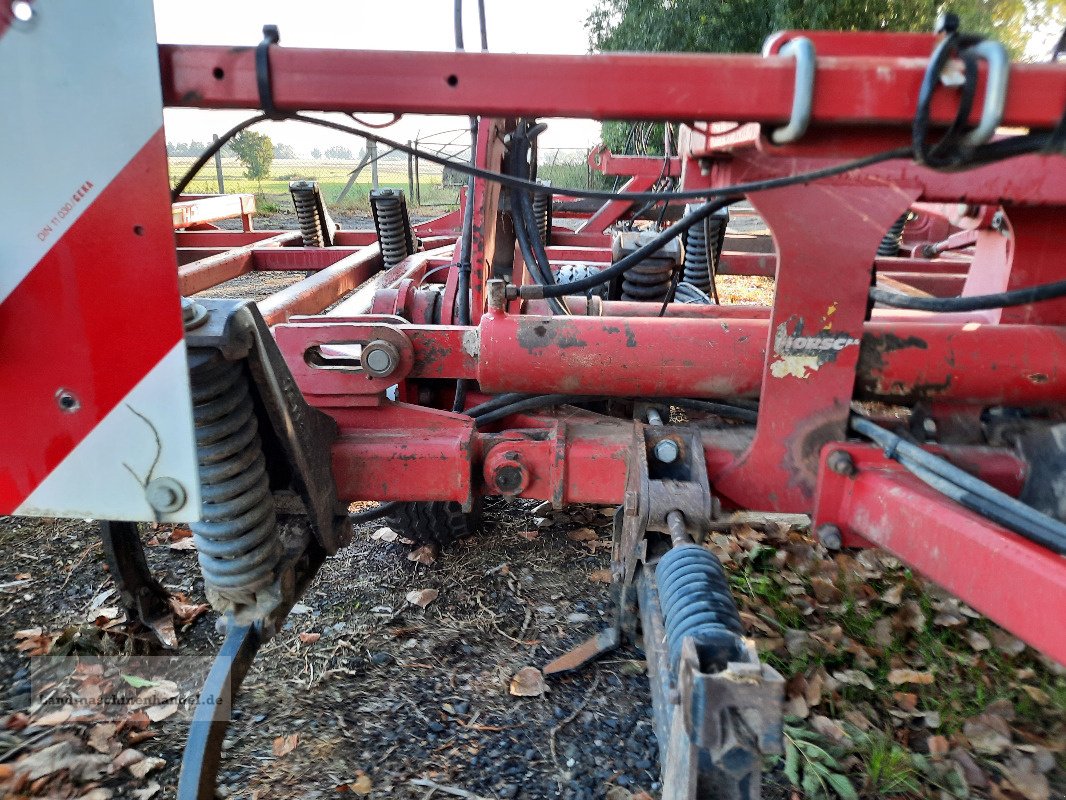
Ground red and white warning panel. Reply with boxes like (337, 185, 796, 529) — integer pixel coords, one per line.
(0, 1, 200, 522)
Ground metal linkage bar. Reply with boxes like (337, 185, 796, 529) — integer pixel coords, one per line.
(813, 444, 1066, 666)
(158, 44, 1066, 129)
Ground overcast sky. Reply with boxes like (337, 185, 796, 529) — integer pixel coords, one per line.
(154, 0, 603, 154)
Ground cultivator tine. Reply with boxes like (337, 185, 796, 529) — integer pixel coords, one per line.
(99, 521, 177, 648)
(178, 622, 261, 800)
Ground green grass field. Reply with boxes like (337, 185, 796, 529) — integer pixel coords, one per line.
(170, 155, 593, 214)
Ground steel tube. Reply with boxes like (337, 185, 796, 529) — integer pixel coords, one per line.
(178, 231, 301, 294)
(473, 313, 1066, 404)
(257, 246, 383, 326)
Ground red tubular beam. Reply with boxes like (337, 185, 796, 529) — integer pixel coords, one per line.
(175, 231, 281, 247)
(467, 314, 1066, 404)
(832, 468, 1066, 666)
(178, 231, 301, 294)
(159, 45, 1066, 128)
(257, 246, 382, 326)
(252, 247, 365, 270)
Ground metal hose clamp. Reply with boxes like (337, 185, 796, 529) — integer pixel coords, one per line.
(961, 40, 1009, 147)
(769, 37, 816, 145)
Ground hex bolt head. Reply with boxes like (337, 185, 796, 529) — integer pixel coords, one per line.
(816, 523, 843, 551)
(361, 340, 400, 378)
(653, 439, 680, 464)
(826, 450, 856, 477)
(146, 477, 188, 514)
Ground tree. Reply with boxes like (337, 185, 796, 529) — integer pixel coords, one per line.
(587, 0, 1064, 153)
(230, 130, 274, 190)
(274, 143, 297, 159)
(324, 145, 353, 160)
(311, 147, 322, 159)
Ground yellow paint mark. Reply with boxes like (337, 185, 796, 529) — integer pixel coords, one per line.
(770, 355, 820, 379)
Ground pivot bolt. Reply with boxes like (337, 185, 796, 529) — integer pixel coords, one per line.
(146, 477, 187, 514)
(362, 340, 400, 378)
(826, 450, 856, 477)
(816, 523, 842, 551)
(653, 439, 680, 464)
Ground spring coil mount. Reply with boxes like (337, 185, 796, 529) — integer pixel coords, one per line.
(188, 349, 282, 616)
(682, 206, 728, 294)
(532, 189, 551, 246)
(621, 259, 674, 302)
(371, 190, 413, 268)
(877, 212, 909, 257)
(657, 543, 744, 672)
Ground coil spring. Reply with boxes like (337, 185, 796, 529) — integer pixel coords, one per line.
(189, 350, 281, 611)
(877, 212, 909, 257)
(291, 184, 327, 248)
(621, 259, 674, 302)
(532, 190, 551, 246)
(657, 543, 744, 672)
(373, 192, 412, 268)
(682, 208, 727, 293)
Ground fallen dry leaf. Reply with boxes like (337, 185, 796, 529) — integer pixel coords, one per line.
(880, 583, 904, 605)
(298, 632, 321, 646)
(168, 537, 196, 551)
(887, 668, 935, 686)
(1020, 685, 1051, 704)
(896, 599, 926, 632)
(588, 569, 613, 583)
(967, 630, 991, 651)
(1002, 762, 1051, 800)
(14, 741, 108, 782)
(169, 594, 210, 626)
(13, 627, 54, 656)
(145, 703, 177, 723)
(927, 735, 950, 758)
(405, 588, 439, 609)
(109, 748, 145, 774)
(129, 756, 165, 779)
(408, 545, 437, 566)
(170, 525, 192, 542)
(132, 782, 161, 800)
(832, 669, 874, 690)
(35, 706, 73, 727)
(87, 723, 118, 755)
(371, 527, 398, 542)
(963, 714, 1012, 755)
(810, 714, 848, 742)
(509, 666, 548, 697)
(350, 771, 373, 795)
(810, 577, 842, 604)
(516, 530, 540, 541)
(273, 734, 299, 758)
(566, 528, 598, 542)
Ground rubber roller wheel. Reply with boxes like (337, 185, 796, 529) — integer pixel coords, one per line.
(386, 500, 483, 549)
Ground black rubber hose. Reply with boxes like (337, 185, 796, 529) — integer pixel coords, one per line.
(522, 197, 739, 299)
(869, 279, 1066, 312)
(348, 501, 400, 524)
(472, 395, 602, 427)
(851, 416, 1066, 555)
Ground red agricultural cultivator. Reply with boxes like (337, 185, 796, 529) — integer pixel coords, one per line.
(5, 3, 1066, 798)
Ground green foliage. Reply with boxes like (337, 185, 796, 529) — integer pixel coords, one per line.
(311, 147, 322, 159)
(780, 722, 972, 799)
(274, 142, 297, 159)
(324, 145, 353, 159)
(230, 130, 274, 185)
(782, 722, 857, 800)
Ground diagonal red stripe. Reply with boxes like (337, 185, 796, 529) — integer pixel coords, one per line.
(0, 130, 185, 512)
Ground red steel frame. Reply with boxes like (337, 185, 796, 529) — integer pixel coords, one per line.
(164, 33, 1066, 665)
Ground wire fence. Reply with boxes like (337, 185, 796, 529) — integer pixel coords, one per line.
(169, 130, 595, 214)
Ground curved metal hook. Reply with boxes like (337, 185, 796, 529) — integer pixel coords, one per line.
(769, 37, 816, 145)
(961, 40, 1009, 147)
